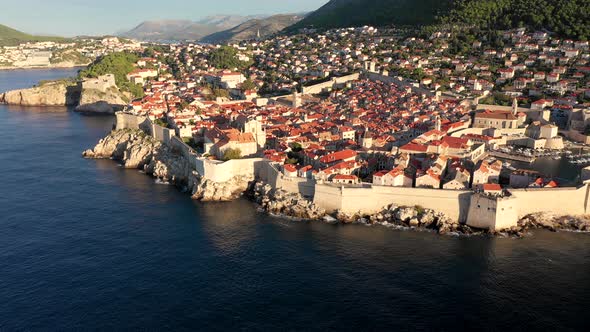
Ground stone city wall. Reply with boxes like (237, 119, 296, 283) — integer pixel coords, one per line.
(363, 72, 434, 96)
(510, 185, 590, 217)
(115, 112, 150, 132)
(116, 113, 590, 230)
(302, 73, 360, 94)
(151, 124, 175, 144)
(313, 184, 471, 221)
(195, 157, 265, 183)
(466, 194, 519, 230)
(257, 161, 316, 198)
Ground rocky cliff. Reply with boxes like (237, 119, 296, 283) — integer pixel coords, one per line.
(83, 129, 252, 201)
(248, 181, 326, 219)
(1, 80, 129, 113)
(0, 82, 80, 106)
(76, 87, 130, 114)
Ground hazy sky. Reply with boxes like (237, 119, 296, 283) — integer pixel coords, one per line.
(0, 0, 329, 36)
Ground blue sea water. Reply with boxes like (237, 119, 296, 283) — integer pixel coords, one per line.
(1, 69, 589, 331)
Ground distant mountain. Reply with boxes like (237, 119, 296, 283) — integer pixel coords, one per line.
(0, 24, 67, 46)
(201, 14, 304, 44)
(288, 0, 454, 31)
(121, 15, 267, 41)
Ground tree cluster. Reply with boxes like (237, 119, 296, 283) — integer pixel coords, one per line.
(208, 46, 249, 70)
(79, 52, 144, 98)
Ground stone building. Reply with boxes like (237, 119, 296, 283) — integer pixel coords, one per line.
(81, 74, 116, 93)
(473, 110, 519, 129)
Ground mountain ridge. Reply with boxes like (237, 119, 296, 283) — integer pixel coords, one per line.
(120, 15, 268, 41)
(288, 0, 454, 32)
(288, 0, 589, 40)
(201, 14, 304, 44)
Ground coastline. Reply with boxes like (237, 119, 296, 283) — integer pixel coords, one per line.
(0, 64, 88, 71)
(1, 72, 128, 113)
(84, 128, 590, 238)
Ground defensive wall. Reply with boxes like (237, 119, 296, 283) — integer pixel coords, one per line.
(362, 71, 434, 96)
(313, 184, 471, 221)
(116, 112, 261, 183)
(302, 73, 360, 94)
(115, 112, 151, 133)
(115, 112, 590, 230)
(510, 185, 590, 217)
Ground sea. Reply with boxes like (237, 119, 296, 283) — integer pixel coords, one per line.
(0, 68, 589, 331)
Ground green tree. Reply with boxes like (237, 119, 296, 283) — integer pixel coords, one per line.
(79, 52, 144, 98)
(212, 88, 229, 99)
(290, 142, 303, 152)
(241, 79, 256, 91)
(208, 46, 246, 70)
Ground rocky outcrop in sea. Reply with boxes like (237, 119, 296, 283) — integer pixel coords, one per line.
(1, 80, 129, 113)
(0, 82, 80, 106)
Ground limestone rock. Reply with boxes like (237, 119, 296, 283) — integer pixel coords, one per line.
(395, 207, 417, 222)
(248, 181, 326, 220)
(75, 101, 122, 115)
(76, 87, 130, 114)
(191, 175, 251, 201)
(0, 82, 80, 106)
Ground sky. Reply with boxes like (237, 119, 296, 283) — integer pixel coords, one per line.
(0, 0, 329, 37)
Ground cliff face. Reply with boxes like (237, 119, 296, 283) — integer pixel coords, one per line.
(83, 129, 251, 201)
(1, 80, 130, 113)
(0, 82, 80, 106)
(76, 87, 130, 114)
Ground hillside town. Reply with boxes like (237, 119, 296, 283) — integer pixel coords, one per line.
(109, 24, 590, 199)
(0, 37, 142, 69)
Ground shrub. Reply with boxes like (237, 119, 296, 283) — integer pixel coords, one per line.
(222, 148, 242, 161)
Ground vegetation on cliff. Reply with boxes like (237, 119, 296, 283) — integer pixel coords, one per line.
(79, 52, 144, 98)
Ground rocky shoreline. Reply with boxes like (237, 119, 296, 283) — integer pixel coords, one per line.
(84, 129, 590, 238)
(0, 64, 88, 71)
(83, 129, 252, 201)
